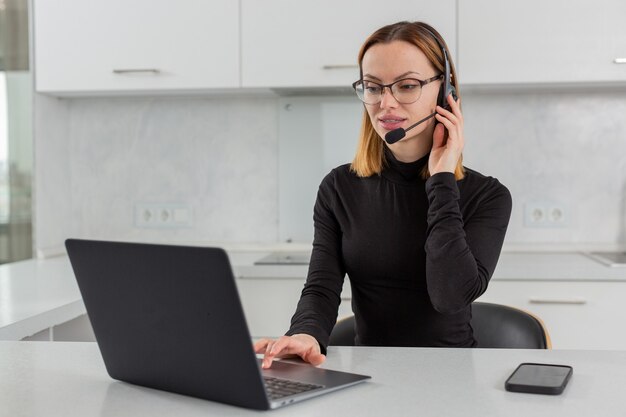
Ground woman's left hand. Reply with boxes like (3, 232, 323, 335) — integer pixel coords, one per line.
(429, 94, 464, 175)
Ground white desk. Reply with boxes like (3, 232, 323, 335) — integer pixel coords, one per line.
(1, 342, 624, 416)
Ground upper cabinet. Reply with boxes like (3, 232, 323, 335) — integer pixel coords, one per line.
(240, 0, 456, 88)
(34, 0, 240, 95)
(35, 1, 626, 95)
(458, 0, 626, 85)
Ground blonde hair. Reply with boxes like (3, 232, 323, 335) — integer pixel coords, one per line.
(350, 21, 465, 180)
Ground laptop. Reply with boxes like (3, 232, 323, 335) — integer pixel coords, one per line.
(65, 239, 370, 410)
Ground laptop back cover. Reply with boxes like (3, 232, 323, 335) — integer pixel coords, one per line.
(65, 239, 270, 410)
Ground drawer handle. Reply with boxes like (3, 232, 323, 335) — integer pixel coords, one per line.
(322, 64, 359, 70)
(614, 58, 626, 64)
(112, 68, 161, 74)
(529, 297, 587, 305)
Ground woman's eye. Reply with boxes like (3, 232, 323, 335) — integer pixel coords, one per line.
(398, 83, 418, 91)
(365, 86, 381, 94)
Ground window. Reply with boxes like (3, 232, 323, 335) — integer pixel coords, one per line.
(0, 0, 32, 264)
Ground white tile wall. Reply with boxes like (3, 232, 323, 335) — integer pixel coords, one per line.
(461, 89, 626, 244)
(35, 95, 279, 251)
(33, 89, 626, 251)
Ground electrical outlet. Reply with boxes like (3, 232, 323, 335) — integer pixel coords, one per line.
(524, 201, 567, 228)
(135, 203, 192, 228)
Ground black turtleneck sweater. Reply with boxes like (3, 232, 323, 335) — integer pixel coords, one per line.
(286, 147, 512, 353)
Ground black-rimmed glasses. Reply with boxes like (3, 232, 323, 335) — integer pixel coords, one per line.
(352, 74, 442, 105)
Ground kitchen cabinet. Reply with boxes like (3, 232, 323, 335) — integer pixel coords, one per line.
(235, 276, 352, 339)
(458, 0, 626, 85)
(241, 0, 456, 88)
(34, 0, 239, 95)
(477, 280, 626, 350)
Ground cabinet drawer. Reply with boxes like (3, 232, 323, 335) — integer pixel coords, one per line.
(478, 281, 626, 350)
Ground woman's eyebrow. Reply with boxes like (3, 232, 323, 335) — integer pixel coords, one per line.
(394, 71, 422, 80)
(362, 71, 422, 81)
(362, 74, 381, 81)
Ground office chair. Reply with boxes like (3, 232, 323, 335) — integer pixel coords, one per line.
(329, 302, 551, 349)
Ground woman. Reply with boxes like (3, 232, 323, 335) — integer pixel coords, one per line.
(255, 21, 512, 368)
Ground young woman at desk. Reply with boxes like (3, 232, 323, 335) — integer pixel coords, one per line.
(255, 21, 512, 368)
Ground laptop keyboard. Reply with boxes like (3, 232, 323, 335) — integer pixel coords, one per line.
(263, 376, 324, 400)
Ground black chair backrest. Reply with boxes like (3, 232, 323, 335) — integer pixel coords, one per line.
(470, 302, 548, 349)
(329, 302, 549, 349)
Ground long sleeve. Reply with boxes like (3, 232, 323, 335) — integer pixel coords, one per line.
(284, 157, 511, 349)
(424, 172, 512, 314)
(285, 172, 345, 353)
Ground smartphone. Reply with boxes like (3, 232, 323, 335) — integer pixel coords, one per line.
(505, 363, 573, 395)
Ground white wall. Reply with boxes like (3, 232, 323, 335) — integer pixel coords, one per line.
(462, 89, 626, 244)
(33, 88, 626, 252)
(34, 94, 279, 252)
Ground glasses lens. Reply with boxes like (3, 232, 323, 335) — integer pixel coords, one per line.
(391, 79, 422, 104)
(354, 80, 382, 104)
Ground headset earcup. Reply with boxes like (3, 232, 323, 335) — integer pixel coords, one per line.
(437, 84, 445, 108)
(449, 84, 458, 101)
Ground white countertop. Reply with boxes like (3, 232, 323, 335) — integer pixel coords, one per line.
(1, 342, 624, 416)
(233, 250, 626, 281)
(1, 249, 625, 341)
(0, 257, 84, 340)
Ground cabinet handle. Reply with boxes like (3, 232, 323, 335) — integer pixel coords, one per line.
(112, 68, 161, 74)
(529, 297, 587, 305)
(614, 58, 626, 64)
(322, 65, 359, 70)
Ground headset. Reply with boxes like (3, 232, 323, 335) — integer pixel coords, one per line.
(421, 24, 458, 111)
(383, 23, 459, 144)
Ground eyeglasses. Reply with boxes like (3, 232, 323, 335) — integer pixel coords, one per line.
(352, 74, 442, 105)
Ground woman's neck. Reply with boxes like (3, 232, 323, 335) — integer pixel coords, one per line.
(386, 128, 433, 162)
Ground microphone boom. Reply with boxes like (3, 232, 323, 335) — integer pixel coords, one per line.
(384, 112, 436, 144)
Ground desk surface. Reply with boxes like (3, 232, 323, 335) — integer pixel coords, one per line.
(1, 342, 624, 417)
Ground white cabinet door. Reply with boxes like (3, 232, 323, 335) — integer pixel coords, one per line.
(34, 0, 240, 94)
(241, 0, 456, 88)
(236, 278, 304, 339)
(236, 275, 352, 339)
(478, 280, 626, 350)
(459, 0, 626, 85)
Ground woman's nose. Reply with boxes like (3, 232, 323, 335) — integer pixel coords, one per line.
(379, 87, 399, 109)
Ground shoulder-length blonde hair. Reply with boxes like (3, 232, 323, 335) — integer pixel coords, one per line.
(350, 21, 465, 180)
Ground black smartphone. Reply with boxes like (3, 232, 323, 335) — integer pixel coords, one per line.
(505, 363, 573, 395)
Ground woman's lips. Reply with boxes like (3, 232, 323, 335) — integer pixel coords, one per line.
(378, 117, 406, 131)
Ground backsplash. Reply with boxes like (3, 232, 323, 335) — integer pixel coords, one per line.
(462, 89, 626, 245)
(34, 89, 626, 252)
(34, 94, 279, 251)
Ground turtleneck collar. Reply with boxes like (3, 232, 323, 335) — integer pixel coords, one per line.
(382, 145, 430, 184)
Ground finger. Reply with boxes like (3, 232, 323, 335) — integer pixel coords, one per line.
(435, 105, 459, 125)
(434, 113, 456, 134)
(269, 336, 294, 357)
(253, 338, 270, 354)
(261, 336, 293, 369)
(302, 348, 326, 366)
(261, 340, 277, 368)
(434, 114, 461, 148)
(432, 122, 446, 148)
(305, 353, 326, 366)
(447, 94, 463, 121)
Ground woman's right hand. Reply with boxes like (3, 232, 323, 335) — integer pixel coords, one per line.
(253, 334, 326, 369)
